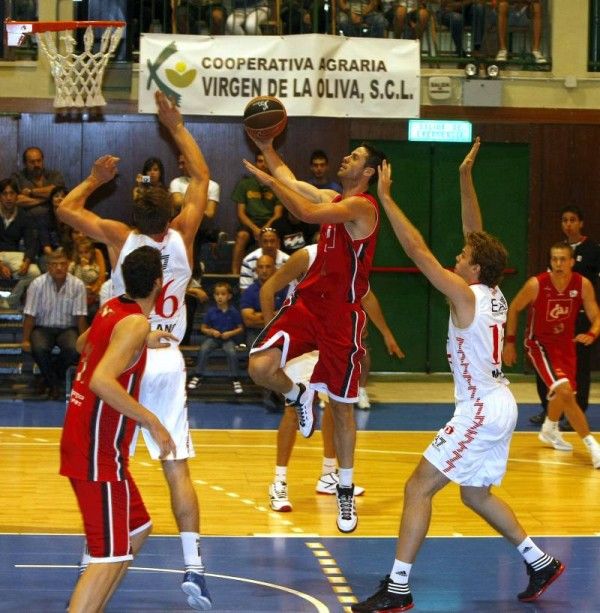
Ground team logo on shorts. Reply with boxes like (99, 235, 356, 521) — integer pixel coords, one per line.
(433, 434, 447, 448)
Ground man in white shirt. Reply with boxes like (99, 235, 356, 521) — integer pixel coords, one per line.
(239, 227, 289, 290)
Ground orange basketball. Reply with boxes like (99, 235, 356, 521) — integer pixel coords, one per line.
(243, 96, 287, 140)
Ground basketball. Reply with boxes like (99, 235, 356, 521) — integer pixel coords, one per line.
(243, 96, 287, 141)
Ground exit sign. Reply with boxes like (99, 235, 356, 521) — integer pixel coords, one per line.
(408, 120, 472, 143)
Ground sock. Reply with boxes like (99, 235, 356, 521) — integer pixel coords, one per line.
(338, 467, 353, 487)
(542, 417, 558, 431)
(284, 383, 301, 403)
(79, 544, 91, 576)
(583, 434, 599, 449)
(322, 457, 337, 476)
(275, 465, 287, 482)
(390, 559, 412, 585)
(181, 532, 205, 574)
(517, 537, 547, 565)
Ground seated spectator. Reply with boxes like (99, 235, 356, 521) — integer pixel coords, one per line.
(187, 282, 245, 394)
(69, 236, 107, 323)
(337, 0, 387, 38)
(272, 210, 319, 256)
(280, 0, 311, 34)
(37, 186, 72, 270)
(240, 254, 287, 348)
(231, 152, 283, 274)
(226, 0, 270, 34)
(22, 248, 87, 400)
(495, 0, 547, 63)
(307, 150, 342, 192)
(240, 227, 289, 290)
(175, 0, 227, 35)
(437, 0, 487, 57)
(0, 178, 41, 310)
(133, 156, 168, 202)
(383, 1, 429, 41)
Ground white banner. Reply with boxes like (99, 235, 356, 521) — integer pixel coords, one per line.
(139, 33, 420, 118)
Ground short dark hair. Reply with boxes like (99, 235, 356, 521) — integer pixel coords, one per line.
(0, 178, 18, 194)
(359, 142, 386, 186)
(550, 242, 574, 257)
(22, 146, 43, 164)
(310, 149, 328, 164)
(560, 205, 583, 221)
(466, 231, 508, 287)
(133, 187, 173, 235)
(214, 281, 233, 295)
(121, 246, 162, 299)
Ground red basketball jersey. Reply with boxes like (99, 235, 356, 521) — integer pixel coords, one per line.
(60, 296, 147, 482)
(295, 193, 379, 305)
(527, 271, 584, 344)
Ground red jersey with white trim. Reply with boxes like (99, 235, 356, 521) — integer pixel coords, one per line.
(60, 296, 147, 482)
(527, 271, 583, 345)
(295, 193, 379, 304)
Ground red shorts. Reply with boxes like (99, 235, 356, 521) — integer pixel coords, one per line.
(251, 295, 366, 402)
(70, 474, 151, 562)
(525, 337, 576, 394)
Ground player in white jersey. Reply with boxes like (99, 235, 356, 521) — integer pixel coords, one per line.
(57, 92, 212, 611)
(353, 139, 563, 613)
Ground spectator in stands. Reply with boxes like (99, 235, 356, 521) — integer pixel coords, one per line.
(12, 147, 65, 220)
(383, 1, 429, 41)
(226, 0, 270, 34)
(22, 248, 87, 400)
(240, 254, 287, 348)
(437, 0, 487, 57)
(307, 150, 342, 192)
(272, 210, 319, 256)
(182, 275, 210, 346)
(132, 156, 168, 202)
(69, 236, 107, 323)
(280, 0, 312, 34)
(0, 178, 41, 310)
(494, 0, 547, 64)
(187, 281, 244, 394)
(240, 227, 289, 290)
(175, 0, 227, 35)
(337, 0, 387, 38)
(231, 152, 283, 274)
(37, 186, 71, 270)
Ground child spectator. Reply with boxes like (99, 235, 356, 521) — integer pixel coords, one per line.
(187, 282, 245, 394)
(68, 236, 107, 322)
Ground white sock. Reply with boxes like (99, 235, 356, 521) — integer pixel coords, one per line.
(275, 465, 287, 482)
(181, 532, 205, 573)
(390, 559, 412, 585)
(542, 417, 558, 431)
(79, 544, 91, 575)
(322, 457, 337, 476)
(338, 467, 353, 487)
(583, 434, 599, 449)
(284, 383, 301, 402)
(517, 537, 546, 565)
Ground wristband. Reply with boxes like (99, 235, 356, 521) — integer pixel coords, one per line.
(587, 330, 598, 340)
(505, 335, 516, 343)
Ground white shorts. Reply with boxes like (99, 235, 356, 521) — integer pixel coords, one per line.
(423, 385, 517, 487)
(132, 345, 194, 461)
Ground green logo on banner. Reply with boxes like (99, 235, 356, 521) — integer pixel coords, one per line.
(146, 42, 196, 105)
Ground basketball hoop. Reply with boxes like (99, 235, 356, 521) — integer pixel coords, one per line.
(5, 19, 126, 109)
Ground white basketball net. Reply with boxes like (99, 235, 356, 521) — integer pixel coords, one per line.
(36, 25, 125, 108)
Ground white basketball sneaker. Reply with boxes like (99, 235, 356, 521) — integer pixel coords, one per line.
(316, 471, 365, 496)
(538, 426, 573, 451)
(357, 387, 371, 410)
(336, 484, 358, 533)
(269, 481, 292, 512)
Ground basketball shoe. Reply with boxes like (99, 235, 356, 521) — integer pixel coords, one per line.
(351, 575, 413, 612)
(316, 471, 365, 496)
(269, 480, 292, 512)
(336, 484, 357, 533)
(357, 387, 371, 410)
(538, 425, 573, 451)
(181, 570, 212, 610)
(517, 557, 564, 602)
(289, 383, 316, 437)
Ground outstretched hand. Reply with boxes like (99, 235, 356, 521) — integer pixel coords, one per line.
(460, 136, 481, 174)
(246, 131, 274, 151)
(91, 154, 119, 184)
(243, 159, 275, 188)
(377, 159, 392, 200)
(155, 90, 183, 132)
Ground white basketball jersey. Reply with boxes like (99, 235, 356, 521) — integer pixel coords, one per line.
(111, 229, 191, 343)
(286, 244, 319, 299)
(447, 284, 509, 403)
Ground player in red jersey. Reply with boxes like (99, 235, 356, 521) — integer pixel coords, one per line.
(243, 136, 385, 533)
(503, 242, 600, 467)
(60, 246, 176, 613)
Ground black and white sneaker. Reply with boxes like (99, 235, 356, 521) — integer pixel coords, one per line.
(187, 376, 202, 390)
(351, 575, 413, 612)
(517, 556, 564, 602)
(336, 484, 357, 533)
(288, 383, 316, 438)
(232, 380, 243, 395)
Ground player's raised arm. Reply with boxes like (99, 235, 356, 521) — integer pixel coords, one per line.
(460, 136, 483, 236)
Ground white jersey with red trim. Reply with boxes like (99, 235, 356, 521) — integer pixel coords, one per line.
(111, 229, 191, 343)
(447, 284, 509, 403)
